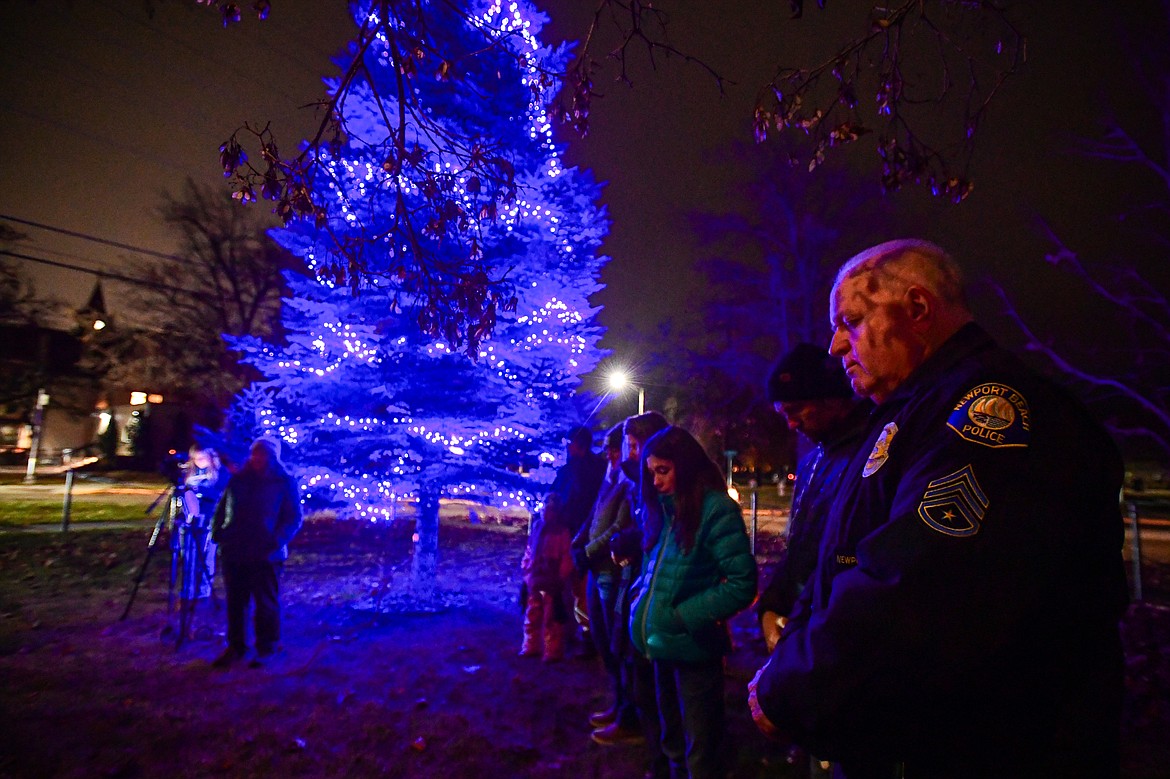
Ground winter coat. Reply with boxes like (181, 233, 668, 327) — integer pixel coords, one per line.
(608, 459, 648, 562)
(608, 466, 645, 659)
(757, 403, 870, 622)
(182, 467, 229, 526)
(522, 516, 574, 594)
(549, 451, 607, 537)
(630, 489, 757, 664)
(211, 465, 302, 563)
(575, 465, 633, 578)
(753, 323, 1128, 777)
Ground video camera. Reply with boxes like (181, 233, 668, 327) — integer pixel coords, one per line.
(159, 449, 189, 486)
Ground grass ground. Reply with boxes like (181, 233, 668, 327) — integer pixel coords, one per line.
(0, 470, 534, 529)
(0, 516, 1167, 778)
(0, 469, 791, 530)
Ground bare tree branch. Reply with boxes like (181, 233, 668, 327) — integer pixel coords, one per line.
(751, 1, 1024, 201)
(85, 180, 298, 408)
(208, 1, 555, 352)
(195, 0, 1025, 347)
(994, 280, 1170, 461)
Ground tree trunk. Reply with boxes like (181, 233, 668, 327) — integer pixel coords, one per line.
(411, 489, 440, 602)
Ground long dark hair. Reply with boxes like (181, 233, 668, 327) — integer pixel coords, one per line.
(641, 426, 726, 554)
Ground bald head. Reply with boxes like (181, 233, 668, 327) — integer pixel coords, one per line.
(834, 239, 970, 312)
(829, 240, 974, 402)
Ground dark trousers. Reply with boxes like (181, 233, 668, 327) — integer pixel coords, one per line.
(222, 558, 281, 655)
(634, 652, 668, 778)
(589, 571, 639, 727)
(654, 657, 726, 779)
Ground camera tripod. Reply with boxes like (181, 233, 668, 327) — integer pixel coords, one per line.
(120, 482, 220, 648)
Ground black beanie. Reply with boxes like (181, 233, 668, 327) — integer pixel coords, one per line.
(766, 343, 854, 403)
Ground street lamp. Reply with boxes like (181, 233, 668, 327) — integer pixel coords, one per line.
(607, 369, 645, 415)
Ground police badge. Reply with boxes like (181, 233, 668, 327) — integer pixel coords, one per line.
(862, 422, 898, 477)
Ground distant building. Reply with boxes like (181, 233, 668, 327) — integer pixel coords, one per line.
(0, 323, 94, 466)
(0, 279, 187, 473)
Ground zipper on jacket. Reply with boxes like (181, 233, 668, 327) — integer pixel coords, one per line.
(639, 523, 672, 651)
(788, 446, 823, 524)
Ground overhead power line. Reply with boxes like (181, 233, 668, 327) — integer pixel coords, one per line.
(0, 214, 186, 264)
(1, 249, 210, 301)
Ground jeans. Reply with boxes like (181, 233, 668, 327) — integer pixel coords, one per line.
(177, 523, 215, 601)
(654, 657, 726, 779)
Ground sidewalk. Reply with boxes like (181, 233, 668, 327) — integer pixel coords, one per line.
(1, 519, 158, 534)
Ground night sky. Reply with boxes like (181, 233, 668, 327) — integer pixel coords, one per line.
(2, 1, 1166, 369)
(0, 0, 354, 310)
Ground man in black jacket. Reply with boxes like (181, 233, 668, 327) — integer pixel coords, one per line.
(749, 239, 1128, 778)
(551, 426, 606, 652)
(602, 411, 670, 775)
(210, 437, 303, 669)
(553, 425, 607, 540)
(758, 343, 869, 653)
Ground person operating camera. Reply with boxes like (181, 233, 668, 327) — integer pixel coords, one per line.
(177, 447, 229, 603)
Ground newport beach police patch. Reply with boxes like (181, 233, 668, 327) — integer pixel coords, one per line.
(862, 422, 898, 477)
(918, 464, 989, 537)
(947, 383, 1030, 449)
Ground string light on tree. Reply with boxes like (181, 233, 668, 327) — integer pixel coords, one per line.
(216, 0, 609, 600)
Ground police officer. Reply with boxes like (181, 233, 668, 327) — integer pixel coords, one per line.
(748, 240, 1128, 778)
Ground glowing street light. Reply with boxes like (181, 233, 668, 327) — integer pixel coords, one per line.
(607, 369, 645, 415)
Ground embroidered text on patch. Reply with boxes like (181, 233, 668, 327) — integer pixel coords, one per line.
(918, 464, 989, 537)
(862, 422, 898, 477)
(947, 383, 1030, 449)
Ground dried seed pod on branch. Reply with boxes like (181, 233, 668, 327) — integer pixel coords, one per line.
(213, 0, 573, 354)
(752, 2, 1024, 201)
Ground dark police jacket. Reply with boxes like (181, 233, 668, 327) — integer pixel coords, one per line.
(753, 323, 1128, 778)
(757, 403, 871, 623)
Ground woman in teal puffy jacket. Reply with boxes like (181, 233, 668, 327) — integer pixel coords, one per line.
(629, 426, 758, 779)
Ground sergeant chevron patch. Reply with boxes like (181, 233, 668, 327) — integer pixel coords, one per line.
(917, 464, 989, 537)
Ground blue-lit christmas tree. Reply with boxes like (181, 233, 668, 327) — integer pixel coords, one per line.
(224, 0, 608, 600)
